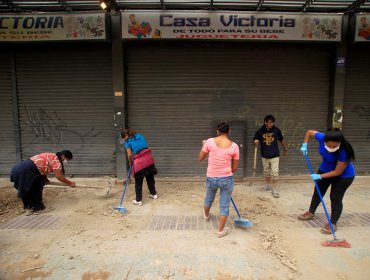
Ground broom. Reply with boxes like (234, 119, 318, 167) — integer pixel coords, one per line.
(303, 152, 351, 248)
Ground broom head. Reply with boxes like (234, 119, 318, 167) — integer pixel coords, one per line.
(321, 239, 351, 248)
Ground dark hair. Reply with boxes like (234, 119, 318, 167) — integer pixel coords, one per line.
(121, 128, 137, 139)
(264, 115, 275, 123)
(56, 150, 73, 174)
(324, 128, 355, 162)
(217, 122, 230, 134)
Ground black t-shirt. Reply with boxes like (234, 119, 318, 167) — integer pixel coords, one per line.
(253, 125, 284, 159)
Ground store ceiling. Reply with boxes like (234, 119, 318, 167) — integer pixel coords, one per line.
(0, 0, 369, 13)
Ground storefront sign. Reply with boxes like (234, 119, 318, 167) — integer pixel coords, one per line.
(122, 11, 342, 41)
(336, 57, 346, 67)
(0, 13, 106, 41)
(355, 14, 370, 42)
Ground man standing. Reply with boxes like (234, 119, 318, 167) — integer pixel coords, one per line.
(253, 115, 287, 198)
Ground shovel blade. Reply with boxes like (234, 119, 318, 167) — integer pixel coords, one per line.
(235, 217, 253, 228)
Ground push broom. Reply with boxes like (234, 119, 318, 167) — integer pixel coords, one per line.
(114, 161, 134, 214)
(231, 197, 253, 229)
(303, 152, 351, 248)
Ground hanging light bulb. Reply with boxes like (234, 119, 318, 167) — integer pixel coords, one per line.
(100, 1, 108, 10)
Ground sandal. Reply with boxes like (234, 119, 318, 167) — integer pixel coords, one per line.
(321, 223, 337, 235)
(204, 214, 210, 222)
(298, 211, 315, 220)
(218, 227, 231, 238)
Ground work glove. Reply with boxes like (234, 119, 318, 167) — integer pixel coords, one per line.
(300, 143, 308, 155)
(310, 174, 322, 181)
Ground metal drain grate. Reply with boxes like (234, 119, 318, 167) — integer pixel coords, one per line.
(0, 214, 60, 229)
(144, 215, 235, 231)
(292, 213, 370, 228)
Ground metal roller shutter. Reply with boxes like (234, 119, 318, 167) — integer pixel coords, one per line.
(0, 52, 17, 175)
(126, 43, 331, 177)
(16, 45, 115, 175)
(343, 46, 370, 175)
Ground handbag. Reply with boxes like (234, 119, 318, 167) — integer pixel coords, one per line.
(133, 148, 155, 174)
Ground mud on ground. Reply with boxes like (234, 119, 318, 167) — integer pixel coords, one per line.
(0, 177, 370, 280)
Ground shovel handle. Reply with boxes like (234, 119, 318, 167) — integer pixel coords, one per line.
(253, 145, 257, 170)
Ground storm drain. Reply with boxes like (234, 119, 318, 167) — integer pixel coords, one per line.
(143, 215, 235, 231)
(0, 214, 60, 230)
(292, 213, 370, 228)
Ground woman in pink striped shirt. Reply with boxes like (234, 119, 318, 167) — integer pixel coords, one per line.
(199, 122, 239, 238)
(10, 150, 75, 216)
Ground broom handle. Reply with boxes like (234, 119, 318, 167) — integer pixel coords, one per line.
(304, 153, 337, 239)
(253, 145, 257, 170)
(230, 197, 241, 219)
(119, 161, 134, 206)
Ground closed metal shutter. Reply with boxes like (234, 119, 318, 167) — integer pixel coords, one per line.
(343, 46, 370, 175)
(126, 43, 331, 177)
(0, 52, 17, 175)
(15, 45, 115, 175)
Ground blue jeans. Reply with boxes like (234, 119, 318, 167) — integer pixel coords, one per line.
(204, 176, 234, 216)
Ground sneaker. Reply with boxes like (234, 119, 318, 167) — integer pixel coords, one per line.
(132, 200, 142, 206)
(272, 189, 280, 198)
(298, 211, 315, 220)
(218, 227, 231, 238)
(149, 194, 158, 199)
(25, 209, 34, 216)
(34, 207, 55, 215)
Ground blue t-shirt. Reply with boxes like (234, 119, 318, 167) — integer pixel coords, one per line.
(123, 134, 148, 154)
(315, 132, 355, 178)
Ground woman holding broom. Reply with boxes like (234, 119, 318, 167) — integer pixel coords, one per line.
(299, 128, 355, 234)
(199, 122, 239, 238)
(121, 128, 158, 206)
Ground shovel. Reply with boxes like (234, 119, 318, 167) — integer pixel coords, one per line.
(231, 196, 253, 228)
(114, 161, 134, 214)
(249, 144, 258, 186)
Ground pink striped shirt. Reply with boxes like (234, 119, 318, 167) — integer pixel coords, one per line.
(30, 153, 62, 175)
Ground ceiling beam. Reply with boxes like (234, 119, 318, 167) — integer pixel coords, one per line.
(3, 0, 15, 11)
(256, 0, 264, 11)
(302, 0, 315, 12)
(346, 0, 367, 12)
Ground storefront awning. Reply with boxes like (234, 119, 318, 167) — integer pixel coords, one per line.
(0, 0, 369, 13)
